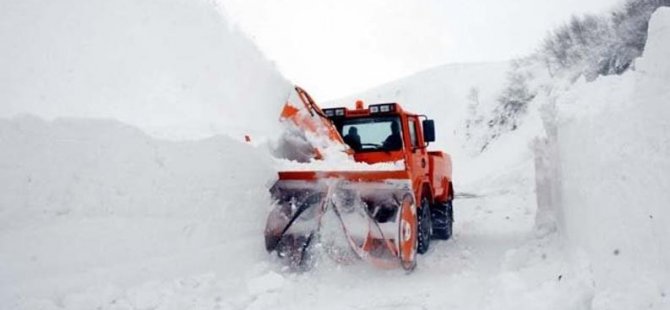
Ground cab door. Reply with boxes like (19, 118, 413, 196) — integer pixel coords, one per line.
(406, 116, 428, 194)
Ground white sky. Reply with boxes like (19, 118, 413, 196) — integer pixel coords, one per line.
(221, 0, 621, 100)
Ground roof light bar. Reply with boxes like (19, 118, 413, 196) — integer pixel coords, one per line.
(369, 104, 396, 114)
(323, 108, 346, 117)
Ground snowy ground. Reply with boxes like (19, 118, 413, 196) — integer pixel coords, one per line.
(1, 0, 669, 309)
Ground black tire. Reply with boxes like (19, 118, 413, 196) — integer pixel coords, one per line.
(431, 200, 453, 240)
(417, 196, 432, 254)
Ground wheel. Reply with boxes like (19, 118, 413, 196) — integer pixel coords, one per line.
(398, 194, 417, 271)
(417, 195, 432, 254)
(431, 200, 453, 240)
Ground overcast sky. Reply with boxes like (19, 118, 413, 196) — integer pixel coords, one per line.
(220, 0, 621, 100)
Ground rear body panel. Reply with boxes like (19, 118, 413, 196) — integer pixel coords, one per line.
(428, 151, 452, 202)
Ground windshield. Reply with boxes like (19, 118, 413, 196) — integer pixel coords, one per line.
(337, 116, 403, 152)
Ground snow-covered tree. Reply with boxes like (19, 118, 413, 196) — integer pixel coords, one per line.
(542, 0, 670, 80)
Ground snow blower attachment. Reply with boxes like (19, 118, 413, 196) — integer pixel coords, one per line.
(265, 86, 454, 271)
(265, 173, 419, 270)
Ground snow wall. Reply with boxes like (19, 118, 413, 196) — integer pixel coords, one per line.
(0, 0, 292, 306)
(541, 8, 670, 309)
(0, 116, 277, 308)
(0, 0, 291, 140)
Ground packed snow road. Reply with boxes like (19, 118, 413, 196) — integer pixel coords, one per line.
(257, 185, 541, 310)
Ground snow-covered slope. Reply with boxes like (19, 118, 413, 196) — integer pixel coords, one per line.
(0, 0, 290, 307)
(0, 0, 290, 140)
(329, 7, 670, 310)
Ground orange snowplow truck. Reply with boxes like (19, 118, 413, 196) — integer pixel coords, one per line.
(264, 86, 454, 271)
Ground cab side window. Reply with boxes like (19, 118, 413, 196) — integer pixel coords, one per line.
(408, 119, 418, 148)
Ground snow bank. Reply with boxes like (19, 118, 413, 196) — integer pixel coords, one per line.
(0, 1, 299, 305)
(0, 116, 275, 307)
(541, 7, 670, 310)
(0, 0, 291, 140)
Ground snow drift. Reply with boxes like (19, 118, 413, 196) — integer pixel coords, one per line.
(0, 0, 290, 140)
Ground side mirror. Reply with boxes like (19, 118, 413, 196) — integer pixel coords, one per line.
(422, 119, 435, 143)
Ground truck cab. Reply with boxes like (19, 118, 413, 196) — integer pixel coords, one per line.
(323, 101, 454, 252)
(323, 101, 452, 201)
